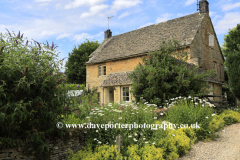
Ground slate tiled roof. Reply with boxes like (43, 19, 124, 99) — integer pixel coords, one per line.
(100, 71, 132, 87)
(87, 12, 206, 64)
(100, 58, 223, 87)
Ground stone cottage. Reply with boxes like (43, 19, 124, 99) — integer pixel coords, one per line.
(85, 0, 225, 105)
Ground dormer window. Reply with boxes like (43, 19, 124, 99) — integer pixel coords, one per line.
(99, 65, 106, 76)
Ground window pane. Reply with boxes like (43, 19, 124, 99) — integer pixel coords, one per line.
(126, 97, 129, 101)
(104, 66, 106, 75)
(99, 67, 101, 76)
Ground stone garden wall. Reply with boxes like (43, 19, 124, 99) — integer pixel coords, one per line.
(0, 128, 87, 160)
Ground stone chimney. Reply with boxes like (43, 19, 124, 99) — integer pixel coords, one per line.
(199, 0, 209, 13)
(104, 29, 112, 39)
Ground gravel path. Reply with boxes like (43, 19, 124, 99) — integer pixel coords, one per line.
(178, 122, 240, 160)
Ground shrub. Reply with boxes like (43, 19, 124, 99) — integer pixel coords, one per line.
(67, 144, 123, 160)
(207, 115, 225, 132)
(0, 30, 75, 158)
(219, 110, 240, 125)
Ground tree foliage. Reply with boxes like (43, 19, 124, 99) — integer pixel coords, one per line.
(127, 37, 216, 107)
(65, 39, 100, 84)
(0, 29, 79, 158)
(222, 24, 240, 100)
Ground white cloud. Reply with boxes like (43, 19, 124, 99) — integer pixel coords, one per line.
(71, 31, 103, 42)
(185, 0, 195, 6)
(35, 0, 52, 2)
(55, 3, 61, 9)
(214, 12, 240, 35)
(118, 11, 131, 19)
(72, 33, 92, 42)
(80, 4, 109, 18)
(39, 3, 49, 6)
(64, 0, 107, 9)
(138, 22, 153, 29)
(111, 0, 143, 11)
(222, 2, 240, 11)
(155, 13, 171, 23)
(56, 33, 72, 40)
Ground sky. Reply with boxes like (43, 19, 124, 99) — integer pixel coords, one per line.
(1, 0, 240, 73)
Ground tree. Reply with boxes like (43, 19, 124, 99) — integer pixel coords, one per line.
(222, 24, 240, 103)
(0, 29, 75, 158)
(65, 39, 100, 84)
(127, 37, 216, 107)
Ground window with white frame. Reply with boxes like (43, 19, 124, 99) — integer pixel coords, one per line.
(122, 87, 129, 101)
(98, 65, 106, 76)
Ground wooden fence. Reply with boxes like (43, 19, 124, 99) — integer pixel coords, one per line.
(198, 92, 228, 110)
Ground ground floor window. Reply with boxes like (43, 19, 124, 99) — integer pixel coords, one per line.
(122, 87, 129, 101)
(97, 92, 100, 102)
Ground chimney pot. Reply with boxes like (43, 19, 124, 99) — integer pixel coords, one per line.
(199, 0, 209, 14)
(104, 29, 112, 39)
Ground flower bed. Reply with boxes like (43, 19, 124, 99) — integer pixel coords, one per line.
(60, 95, 240, 160)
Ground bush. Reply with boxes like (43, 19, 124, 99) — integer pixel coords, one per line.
(219, 110, 240, 125)
(67, 144, 123, 160)
(0, 30, 75, 158)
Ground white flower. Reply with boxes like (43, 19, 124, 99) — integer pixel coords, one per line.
(154, 117, 157, 119)
(128, 135, 132, 138)
(140, 133, 143, 135)
(98, 141, 102, 144)
(134, 133, 138, 136)
(119, 117, 122, 120)
(114, 140, 116, 142)
(94, 138, 97, 140)
(212, 114, 216, 116)
(160, 113, 164, 115)
(152, 142, 155, 145)
(184, 98, 186, 100)
(96, 130, 98, 132)
(172, 134, 175, 136)
(195, 103, 198, 105)
(143, 138, 146, 140)
(84, 123, 86, 125)
(132, 113, 134, 114)
(202, 104, 204, 107)
(106, 142, 108, 144)
(145, 141, 148, 144)
(206, 117, 209, 119)
(86, 117, 90, 118)
(133, 138, 138, 142)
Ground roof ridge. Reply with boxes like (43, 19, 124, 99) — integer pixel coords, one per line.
(111, 12, 202, 38)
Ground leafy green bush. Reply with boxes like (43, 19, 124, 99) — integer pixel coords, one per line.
(58, 83, 85, 90)
(219, 110, 240, 125)
(67, 144, 123, 160)
(0, 30, 75, 158)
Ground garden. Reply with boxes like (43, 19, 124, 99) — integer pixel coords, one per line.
(61, 87, 240, 160)
(1, 29, 240, 160)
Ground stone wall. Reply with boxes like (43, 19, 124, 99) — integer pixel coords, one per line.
(0, 128, 86, 160)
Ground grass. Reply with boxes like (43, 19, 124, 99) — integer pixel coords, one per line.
(57, 94, 240, 160)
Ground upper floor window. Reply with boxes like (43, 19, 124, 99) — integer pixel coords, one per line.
(98, 65, 106, 76)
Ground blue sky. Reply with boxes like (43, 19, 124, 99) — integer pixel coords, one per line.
(1, 0, 240, 73)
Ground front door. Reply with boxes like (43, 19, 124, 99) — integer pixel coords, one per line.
(109, 87, 114, 103)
